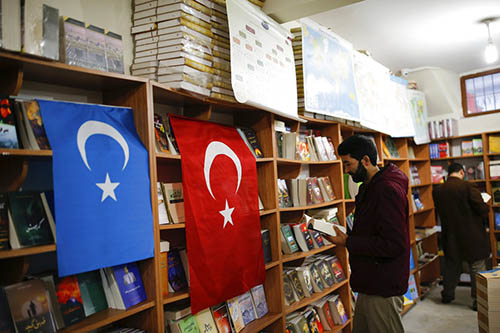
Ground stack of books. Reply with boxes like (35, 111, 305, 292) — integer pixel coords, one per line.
(290, 27, 305, 115)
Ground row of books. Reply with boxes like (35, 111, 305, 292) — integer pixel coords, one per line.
(415, 226, 440, 242)
(0, 191, 56, 251)
(276, 129, 337, 162)
(0, 2, 124, 72)
(283, 254, 346, 307)
(428, 118, 458, 140)
(277, 177, 336, 209)
(0, 98, 50, 150)
(154, 111, 264, 159)
(430, 139, 484, 159)
(382, 137, 399, 158)
(157, 182, 186, 224)
(415, 242, 438, 266)
(165, 283, 268, 333)
(0, 262, 146, 332)
(131, 0, 237, 102)
(285, 295, 348, 332)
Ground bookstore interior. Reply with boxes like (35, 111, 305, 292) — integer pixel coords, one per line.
(0, 0, 500, 332)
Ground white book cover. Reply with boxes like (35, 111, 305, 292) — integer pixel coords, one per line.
(0, 0, 21, 51)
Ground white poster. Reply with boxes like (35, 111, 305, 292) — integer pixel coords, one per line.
(407, 89, 430, 144)
(226, 0, 298, 119)
(354, 51, 392, 134)
(301, 18, 359, 121)
(386, 76, 415, 138)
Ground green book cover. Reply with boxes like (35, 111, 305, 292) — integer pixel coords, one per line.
(280, 224, 299, 252)
(7, 192, 54, 247)
(178, 314, 201, 333)
(77, 270, 108, 317)
(343, 174, 351, 199)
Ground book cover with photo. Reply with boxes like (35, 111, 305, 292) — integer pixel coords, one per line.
(0, 98, 19, 148)
(111, 262, 147, 309)
(55, 275, 85, 327)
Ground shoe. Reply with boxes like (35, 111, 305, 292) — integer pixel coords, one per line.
(441, 296, 454, 304)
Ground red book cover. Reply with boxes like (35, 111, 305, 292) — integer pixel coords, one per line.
(55, 276, 85, 327)
(329, 257, 346, 283)
(211, 303, 234, 333)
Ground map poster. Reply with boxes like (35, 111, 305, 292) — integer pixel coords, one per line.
(386, 76, 415, 138)
(407, 89, 430, 144)
(301, 18, 359, 121)
(227, 0, 298, 119)
(354, 51, 392, 134)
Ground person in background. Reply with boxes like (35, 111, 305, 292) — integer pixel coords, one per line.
(325, 135, 410, 333)
(433, 162, 490, 311)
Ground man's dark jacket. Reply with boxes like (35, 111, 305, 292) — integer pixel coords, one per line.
(433, 176, 490, 262)
(346, 163, 410, 297)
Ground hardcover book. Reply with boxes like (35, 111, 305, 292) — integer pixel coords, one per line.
(261, 229, 272, 264)
(328, 256, 346, 283)
(0, 193, 8, 250)
(55, 275, 85, 326)
(211, 302, 234, 333)
(154, 113, 171, 153)
(0, 98, 19, 148)
(237, 291, 256, 325)
(287, 269, 305, 301)
(309, 263, 324, 293)
(110, 262, 147, 309)
(7, 191, 54, 248)
(162, 183, 185, 223)
(194, 308, 217, 333)
(20, 101, 50, 150)
(292, 222, 314, 252)
(316, 260, 335, 287)
(173, 314, 200, 333)
(5, 279, 57, 333)
(226, 296, 244, 332)
(250, 284, 268, 319)
(296, 266, 314, 297)
(167, 249, 188, 292)
(157, 182, 171, 224)
(283, 273, 297, 306)
(280, 224, 299, 254)
(160, 252, 169, 297)
(77, 270, 108, 317)
(237, 127, 263, 158)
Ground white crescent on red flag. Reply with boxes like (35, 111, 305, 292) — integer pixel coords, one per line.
(170, 115, 265, 314)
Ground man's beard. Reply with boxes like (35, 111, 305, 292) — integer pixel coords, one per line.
(350, 162, 368, 183)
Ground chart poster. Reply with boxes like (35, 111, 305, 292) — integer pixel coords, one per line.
(301, 19, 359, 121)
(353, 51, 392, 134)
(407, 89, 430, 144)
(227, 0, 298, 119)
(386, 76, 415, 138)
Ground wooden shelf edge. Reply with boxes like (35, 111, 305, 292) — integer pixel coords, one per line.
(240, 312, 282, 333)
(163, 290, 190, 304)
(282, 244, 336, 263)
(256, 157, 274, 162)
(156, 152, 181, 160)
(411, 182, 432, 188)
(0, 148, 52, 157)
(59, 300, 155, 332)
(284, 279, 348, 314)
(276, 157, 340, 165)
(260, 209, 277, 216)
(332, 319, 351, 332)
(413, 207, 434, 215)
(265, 260, 280, 270)
(431, 155, 483, 161)
(409, 158, 428, 162)
(418, 255, 440, 271)
(0, 244, 56, 259)
(159, 223, 186, 230)
(279, 199, 343, 212)
(383, 157, 407, 161)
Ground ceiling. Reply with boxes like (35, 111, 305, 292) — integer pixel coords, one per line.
(308, 0, 500, 74)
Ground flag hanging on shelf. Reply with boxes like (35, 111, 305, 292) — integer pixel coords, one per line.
(38, 100, 154, 277)
(170, 115, 265, 314)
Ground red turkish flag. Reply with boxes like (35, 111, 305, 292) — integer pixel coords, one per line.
(170, 115, 265, 314)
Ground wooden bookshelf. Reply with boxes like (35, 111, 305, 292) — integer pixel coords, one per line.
(0, 244, 56, 259)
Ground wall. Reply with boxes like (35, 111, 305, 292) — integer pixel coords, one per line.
(36, 0, 133, 74)
(407, 67, 500, 136)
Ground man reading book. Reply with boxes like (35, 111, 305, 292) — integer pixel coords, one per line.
(325, 135, 409, 333)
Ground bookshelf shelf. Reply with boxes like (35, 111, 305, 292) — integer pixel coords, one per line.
(159, 223, 185, 230)
(240, 312, 282, 333)
(163, 290, 190, 305)
(409, 158, 428, 162)
(411, 182, 432, 188)
(413, 207, 434, 215)
(430, 155, 482, 161)
(469, 179, 486, 183)
(276, 157, 340, 165)
(265, 260, 280, 270)
(284, 279, 349, 315)
(487, 153, 500, 157)
(331, 319, 352, 332)
(415, 231, 439, 243)
(156, 152, 181, 160)
(279, 199, 343, 212)
(410, 267, 419, 275)
(383, 157, 407, 161)
(418, 254, 439, 271)
(257, 157, 275, 163)
(0, 244, 56, 259)
(282, 244, 336, 263)
(59, 301, 155, 332)
(0, 148, 52, 157)
(260, 209, 277, 216)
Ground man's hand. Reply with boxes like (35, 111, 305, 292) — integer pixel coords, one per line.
(324, 226, 347, 246)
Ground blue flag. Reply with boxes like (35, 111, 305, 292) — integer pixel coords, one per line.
(38, 100, 154, 276)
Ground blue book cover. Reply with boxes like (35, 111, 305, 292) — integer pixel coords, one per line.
(495, 212, 500, 230)
(237, 291, 256, 325)
(167, 250, 188, 292)
(112, 262, 147, 309)
(409, 247, 415, 271)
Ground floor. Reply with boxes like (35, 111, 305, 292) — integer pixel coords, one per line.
(402, 285, 478, 333)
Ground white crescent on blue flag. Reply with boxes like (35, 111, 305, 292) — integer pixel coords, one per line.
(38, 100, 154, 277)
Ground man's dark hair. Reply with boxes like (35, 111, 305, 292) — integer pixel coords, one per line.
(448, 162, 464, 175)
(337, 134, 378, 166)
